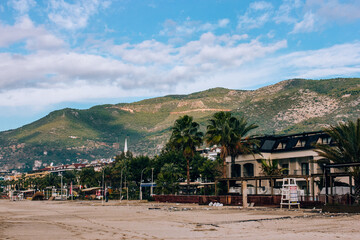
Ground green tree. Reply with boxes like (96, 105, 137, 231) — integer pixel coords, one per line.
(260, 159, 284, 176)
(260, 159, 286, 193)
(79, 167, 100, 188)
(315, 118, 360, 202)
(198, 157, 222, 182)
(169, 115, 203, 185)
(205, 111, 258, 178)
(156, 163, 183, 194)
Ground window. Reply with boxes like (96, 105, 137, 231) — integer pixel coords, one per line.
(276, 142, 286, 150)
(233, 164, 241, 177)
(282, 164, 289, 175)
(301, 163, 309, 175)
(295, 139, 306, 147)
(317, 137, 332, 144)
(243, 163, 254, 177)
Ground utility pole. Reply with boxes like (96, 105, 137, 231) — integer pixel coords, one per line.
(59, 172, 63, 201)
(151, 168, 154, 196)
(120, 166, 125, 202)
(102, 167, 105, 206)
(140, 168, 146, 200)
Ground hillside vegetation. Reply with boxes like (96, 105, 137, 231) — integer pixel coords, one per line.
(0, 78, 359, 170)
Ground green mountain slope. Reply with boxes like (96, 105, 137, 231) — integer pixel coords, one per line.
(0, 78, 359, 171)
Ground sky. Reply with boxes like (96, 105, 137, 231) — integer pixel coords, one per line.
(0, 0, 360, 131)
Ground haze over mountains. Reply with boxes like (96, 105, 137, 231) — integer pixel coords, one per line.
(0, 78, 359, 171)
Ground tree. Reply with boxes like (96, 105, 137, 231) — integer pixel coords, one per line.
(315, 118, 360, 202)
(79, 167, 100, 188)
(205, 111, 258, 178)
(260, 159, 284, 176)
(198, 157, 222, 182)
(260, 159, 286, 194)
(156, 163, 183, 194)
(169, 115, 203, 185)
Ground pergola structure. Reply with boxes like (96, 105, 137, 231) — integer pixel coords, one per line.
(216, 170, 353, 204)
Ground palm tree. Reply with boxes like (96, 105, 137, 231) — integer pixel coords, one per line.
(169, 115, 203, 185)
(315, 118, 360, 202)
(156, 163, 183, 194)
(205, 111, 258, 178)
(260, 159, 284, 176)
(260, 159, 286, 194)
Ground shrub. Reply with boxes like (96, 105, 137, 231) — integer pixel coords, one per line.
(32, 191, 45, 201)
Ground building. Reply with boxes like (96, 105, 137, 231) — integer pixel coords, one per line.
(223, 131, 345, 198)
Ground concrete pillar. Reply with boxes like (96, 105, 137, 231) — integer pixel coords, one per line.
(311, 176, 315, 201)
(242, 181, 247, 208)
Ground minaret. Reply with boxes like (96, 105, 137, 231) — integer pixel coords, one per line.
(124, 137, 128, 153)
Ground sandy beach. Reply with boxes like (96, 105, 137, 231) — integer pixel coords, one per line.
(1, 200, 360, 240)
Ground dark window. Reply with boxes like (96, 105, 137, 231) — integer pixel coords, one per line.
(233, 164, 241, 177)
(243, 163, 254, 177)
(301, 163, 309, 175)
(282, 164, 289, 175)
(262, 140, 276, 151)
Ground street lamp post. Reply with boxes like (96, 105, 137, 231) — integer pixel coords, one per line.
(140, 168, 146, 200)
(59, 172, 63, 201)
(120, 166, 125, 202)
(102, 167, 105, 206)
(151, 168, 154, 196)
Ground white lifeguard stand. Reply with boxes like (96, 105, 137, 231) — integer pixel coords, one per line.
(280, 178, 300, 209)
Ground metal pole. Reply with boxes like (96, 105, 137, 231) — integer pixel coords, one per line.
(71, 181, 73, 201)
(151, 168, 154, 196)
(60, 173, 63, 201)
(120, 168, 123, 202)
(102, 168, 105, 206)
(125, 175, 128, 201)
(324, 164, 328, 205)
(349, 175, 353, 205)
(140, 168, 146, 200)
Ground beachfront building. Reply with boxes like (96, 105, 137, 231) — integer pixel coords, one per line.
(222, 131, 351, 200)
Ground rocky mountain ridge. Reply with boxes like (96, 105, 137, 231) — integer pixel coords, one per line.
(0, 78, 359, 171)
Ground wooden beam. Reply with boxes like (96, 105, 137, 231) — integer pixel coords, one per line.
(255, 179, 258, 195)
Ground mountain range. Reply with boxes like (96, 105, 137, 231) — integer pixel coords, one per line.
(0, 78, 359, 171)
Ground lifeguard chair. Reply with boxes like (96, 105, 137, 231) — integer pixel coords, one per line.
(280, 178, 300, 209)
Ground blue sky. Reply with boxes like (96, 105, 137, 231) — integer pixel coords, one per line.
(0, 0, 360, 131)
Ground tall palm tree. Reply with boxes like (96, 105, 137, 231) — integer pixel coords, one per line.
(205, 111, 258, 178)
(169, 115, 203, 185)
(315, 118, 360, 202)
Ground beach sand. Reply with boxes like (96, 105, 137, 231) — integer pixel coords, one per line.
(1, 200, 359, 239)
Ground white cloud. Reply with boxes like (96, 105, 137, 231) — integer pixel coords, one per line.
(250, 1, 273, 11)
(0, 16, 65, 50)
(238, 12, 271, 30)
(0, 31, 287, 105)
(47, 0, 111, 30)
(111, 40, 177, 64)
(274, 0, 303, 24)
(218, 19, 230, 27)
(306, 0, 360, 22)
(0, 83, 153, 108)
(291, 12, 317, 33)
(8, 0, 36, 14)
(237, 2, 273, 30)
(159, 18, 230, 38)
(279, 42, 360, 77)
(0, 16, 35, 47)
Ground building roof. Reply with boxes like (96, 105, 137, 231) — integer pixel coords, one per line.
(254, 131, 333, 153)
